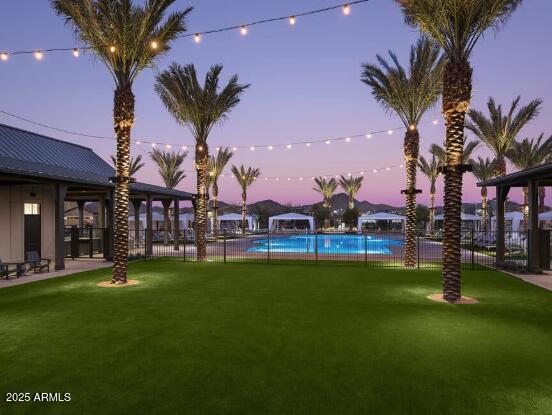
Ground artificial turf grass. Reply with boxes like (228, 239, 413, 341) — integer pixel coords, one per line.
(0, 262, 551, 415)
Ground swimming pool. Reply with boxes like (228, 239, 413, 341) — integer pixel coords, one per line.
(248, 234, 403, 255)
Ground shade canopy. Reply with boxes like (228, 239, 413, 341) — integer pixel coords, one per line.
(539, 211, 552, 221)
(490, 211, 524, 232)
(357, 212, 406, 230)
(269, 213, 314, 230)
(434, 213, 482, 222)
(218, 213, 257, 231)
(128, 212, 165, 222)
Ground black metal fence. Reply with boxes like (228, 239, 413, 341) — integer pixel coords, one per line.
(64, 226, 109, 259)
(126, 229, 541, 270)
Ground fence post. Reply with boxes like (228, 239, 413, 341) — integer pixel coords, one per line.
(183, 229, 186, 262)
(315, 231, 318, 263)
(267, 230, 271, 264)
(223, 231, 227, 263)
(471, 229, 475, 270)
(364, 232, 368, 268)
(417, 234, 420, 269)
(88, 227, 93, 258)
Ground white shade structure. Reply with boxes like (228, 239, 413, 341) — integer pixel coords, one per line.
(218, 213, 258, 231)
(491, 211, 524, 232)
(128, 212, 165, 229)
(179, 213, 195, 230)
(357, 212, 406, 232)
(435, 213, 482, 231)
(269, 213, 314, 231)
(539, 211, 552, 221)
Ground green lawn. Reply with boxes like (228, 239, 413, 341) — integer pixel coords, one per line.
(1, 262, 551, 415)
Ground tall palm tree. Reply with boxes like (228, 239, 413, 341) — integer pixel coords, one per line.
(338, 175, 364, 209)
(506, 134, 552, 232)
(361, 37, 444, 267)
(110, 154, 145, 177)
(51, 0, 191, 284)
(470, 157, 496, 232)
(418, 155, 439, 234)
(396, 0, 524, 302)
(207, 148, 233, 237)
(231, 165, 261, 235)
(313, 177, 338, 228)
(429, 140, 479, 166)
(466, 96, 542, 177)
(150, 148, 187, 244)
(155, 64, 249, 261)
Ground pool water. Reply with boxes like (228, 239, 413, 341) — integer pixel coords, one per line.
(248, 234, 403, 255)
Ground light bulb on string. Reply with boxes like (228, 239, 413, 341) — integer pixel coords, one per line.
(240, 25, 248, 36)
(34, 51, 43, 60)
(343, 4, 351, 15)
(306, 143, 311, 147)
(268, 145, 273, 151)
(0, 53, 8, 61)
(345, 137, 351, 143)
(387, 130, 393, 135)
(232, 147, 237, 152)
(151, 143, 156, 148)
(72, 48, 80, 57)
(250, 146, 255, 151)
(366, 133, 372, 139)
(136, 141, 141, 145)
(373, 169, 378, 173)
(166, 144, 171, 149)
(325, 140, 331, 145)
(194, 33, 201, 43)
(109, 45, 116, 53)
(150, 40, 159, 50)
(182, 146, 187, 150)
(289, 16, 296, 25)
(432, 119, 439, 125)
(286, 144, 292, 149)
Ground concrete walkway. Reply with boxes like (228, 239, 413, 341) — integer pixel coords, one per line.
(0, 259, 112, 289)
(504, 270, 552, 291)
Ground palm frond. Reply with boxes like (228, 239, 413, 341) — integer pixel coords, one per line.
(110, 153, 145, 176)
(469, 156, 496, 181)
(507, 134, 552, 171)
(207, 147, 233, 189)
(150, 148, 187, 189)
(338, 175, 364, 198)
(231, 165, 261, 190)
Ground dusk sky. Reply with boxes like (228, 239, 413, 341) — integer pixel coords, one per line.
(1, 0, 551, 208)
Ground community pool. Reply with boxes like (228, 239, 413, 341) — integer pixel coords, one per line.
(248, 234, 403, 255)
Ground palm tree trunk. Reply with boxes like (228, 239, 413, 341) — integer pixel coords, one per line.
(429, 190, 435, 234)
(522, 187, 529, 233)
(212, 182, 219, 237)
(241, 190, 247, 235)
(481, 186, 488, 232)
(539, 187, 546, 212)
(441, 60, 473, 303)
(495, 157, 507, 178)
(348, 195, 354, 210)
(162, 199, 171, 245)
(195, 143, 209, 261)
(112, 86, 134, 284)
(404, 128, 419, 267)
(324, 199, 331, 229)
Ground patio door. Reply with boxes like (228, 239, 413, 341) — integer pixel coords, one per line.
(24, 203, 41, 257)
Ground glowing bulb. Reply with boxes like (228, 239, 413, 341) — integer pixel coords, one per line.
(373, 169, 378, 173)
(325, 140, 331, 145)
(166, 144, 171, 149)
(34, 51, 43, 60)
(387, 130, 393, 135)
(198, 145, 204, 151)
(72, 48, 79, 57)
(194, 33, 201, 43)
(182, 146, 187, 150)
(264, 177, 268, 181)
(299, 177, 303, 181)
(150, 40, 159, 49)
(136, 141, 141, 145)
(268, 145, 273, 151)
(345, 137, 351, 142)
(366, 133, 372, 139)
(286, 144, 292, 149)
(216, 147, 220, 152)
(276, 178, 280, 181)
(399, 164, 404, 169)
(209, 171, 214, 177)
(409, 124, 416, 131)
(1, 53, 9, 61)
(109, 45, 116, 53)
(334, 175, 339, 178)
(360, 171, 365, 175)
(343, 4, 351, 15)
(287, 178, 291, 181)
(151, 143, 156, 147)
(386, 167, 390, 171)
(289, 16, 296, 25)
(306, 143, 311, 147)
(232, 147, 237, 152)
(348, 173, 352, 177)
(432, 119, 439, 125)
(240, 25, 248, 36)
(250, 146, 255, 151)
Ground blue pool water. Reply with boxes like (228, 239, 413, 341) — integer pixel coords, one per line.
(248, 234, 403, 255)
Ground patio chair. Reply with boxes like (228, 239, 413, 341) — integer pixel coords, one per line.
(0, 259, 24, 279)
(25, 251, 50, 273)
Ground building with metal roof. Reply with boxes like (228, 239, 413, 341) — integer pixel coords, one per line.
(0, 123, 194, 270)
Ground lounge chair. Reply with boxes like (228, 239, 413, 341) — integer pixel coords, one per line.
(25, 251, 50, 273)
(1, 259, 25, 279)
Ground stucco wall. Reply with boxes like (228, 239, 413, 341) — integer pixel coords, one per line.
(0, 184, 55, 263)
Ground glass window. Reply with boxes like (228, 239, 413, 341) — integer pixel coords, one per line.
(24, 203, 40, 215)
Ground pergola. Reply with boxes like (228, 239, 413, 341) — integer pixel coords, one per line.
(269, 213, 315, 231)
(218, 213, 258, 232)
(435, 213, 482, 231)
(478, 163, 552, 272)
(357, 212, 406, 232)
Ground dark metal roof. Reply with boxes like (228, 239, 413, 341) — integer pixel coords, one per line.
(478, 163, 552, 188)
(0, 123, 193, 200)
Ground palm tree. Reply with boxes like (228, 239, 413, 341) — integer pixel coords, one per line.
(506, 134, 552, 232)
(466, 96, 542, 177)
(395, 0, 524, 302)
(313, 177, 338, 228)
(470, 157, 496, 232)
(150, 148, 187, 245)
(429, 140, 479, 166)
(51, 0, 191, 284)
(155, 64, 249, 261)
(338, 175, 364, 209)
(110, 154, 145, 177)
(418, 155, 439, 234)
(231, 165, 261, 235)
(361, 37, 444, 267)
(207, 148, 233, 237)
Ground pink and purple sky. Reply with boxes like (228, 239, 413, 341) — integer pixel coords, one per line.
(1, 0, 551, 208)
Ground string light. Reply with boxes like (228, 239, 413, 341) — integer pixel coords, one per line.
(409, 124, 416, 131)
(268, 145, 274, 150)
(286, 144, 292, 149)
(325, 140, 331, 145)
(432, 119, 439, 125)
(345, 137, 351, 142)
(166, 144, 171, 149)
(0, 53, 8, 61)
(0, 1, 368, 60)
(240, 25, 248, 36)
(366, 133, 372, 139)
(72, 48, 79, 57)
(250, 146, 255, 151)
(34, 51, 43, 60)
(387, 130, 393, 135)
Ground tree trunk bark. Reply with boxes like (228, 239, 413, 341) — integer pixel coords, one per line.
(539, 187, 546, 213)
(495, 157, 507, 178)
(195, 143, 209, 261)
(441, 60, 472, 303)
(162, 199, 171, 246)
(348, 196, 354, 210)
(522, 186, 529, 233)
(481, 186, 488, 233)
(241, 190, 247, 235)
(212, 181, 219, 237)
(429, 191, 435, 234)
(112, 86, 135, 284)
(404, 128, 419, 267)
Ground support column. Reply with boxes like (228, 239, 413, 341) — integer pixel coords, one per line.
(173, 198, 180, 251)
(528, 179, 540, 272)
(77, 200, 85, 229)
(98, 198, 106, 228)
(54, 183, 68, 270)
(146, 194, 153, 257)
(496, 185, 509, 267)
(131, 199, 142, 248)
(105, 191, 114, 261)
